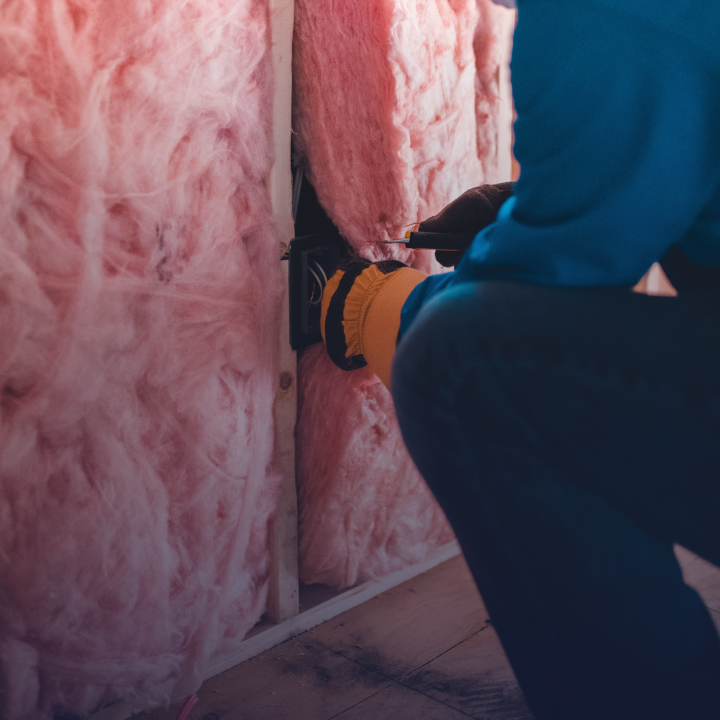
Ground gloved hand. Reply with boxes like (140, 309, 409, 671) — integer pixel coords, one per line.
(320, 257, 427, 388)
(419, 181, 515, 267)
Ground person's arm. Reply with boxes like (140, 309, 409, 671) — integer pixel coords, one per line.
(319, 183, 515, 388)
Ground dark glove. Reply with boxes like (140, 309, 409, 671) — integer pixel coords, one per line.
(419, 182, 515, 267)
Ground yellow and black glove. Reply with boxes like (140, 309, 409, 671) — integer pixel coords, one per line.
(320, 257, 426, 389)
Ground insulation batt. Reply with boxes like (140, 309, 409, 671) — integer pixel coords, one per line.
(293, 0, 512, 587)
(0, 0, 281, 717)
(296, 350, 454, 587)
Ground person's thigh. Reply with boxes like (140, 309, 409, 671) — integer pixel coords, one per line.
(391, 281, 720, 719)
(394, 280, 720, 560)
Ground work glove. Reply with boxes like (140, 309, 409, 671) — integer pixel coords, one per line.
(419, 181, 515, 267)
(318, 183, 515, 384)
(320, 257, 427, 388)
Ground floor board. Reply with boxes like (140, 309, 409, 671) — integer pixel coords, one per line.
(135, 547, 720, 720)
(307, 555, 489, 680)
(401, 626, 534, 720)
(135, 555, 530, 720)
(197, 637, 393, 720)
(331, 681, 473, 720)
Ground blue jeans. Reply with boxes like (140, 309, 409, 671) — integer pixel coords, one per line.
(391, 281, 720, 720)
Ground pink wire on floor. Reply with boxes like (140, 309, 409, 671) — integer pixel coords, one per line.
(175, 694, 198, 720)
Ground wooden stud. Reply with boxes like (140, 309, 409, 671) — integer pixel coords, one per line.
(267, 0, 300, 625)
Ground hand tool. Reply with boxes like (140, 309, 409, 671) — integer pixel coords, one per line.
(377, 230, 474, 251)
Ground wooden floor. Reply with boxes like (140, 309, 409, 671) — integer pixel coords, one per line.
(136, 548, 720, 720)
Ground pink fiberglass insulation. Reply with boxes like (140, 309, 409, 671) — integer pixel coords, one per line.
(0, 1, 280, 717)
(294, 0, 511, 588)
(296, 348, 455, 588)
(475, 0, 515, 181)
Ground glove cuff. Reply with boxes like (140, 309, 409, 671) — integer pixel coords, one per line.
(321, 259, 426, 387)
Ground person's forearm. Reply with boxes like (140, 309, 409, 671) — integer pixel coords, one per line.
(319, 183, 518, 386)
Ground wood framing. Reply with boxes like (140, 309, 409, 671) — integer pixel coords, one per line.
(268, 0, 300, 626)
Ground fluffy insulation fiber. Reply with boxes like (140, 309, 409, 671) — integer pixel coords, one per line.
(0, 0, 280, 716)
(294, 0, 512, 587)
(296, 351, 455, 588)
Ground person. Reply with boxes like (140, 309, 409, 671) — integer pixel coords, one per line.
(321, 1, 720, 717)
